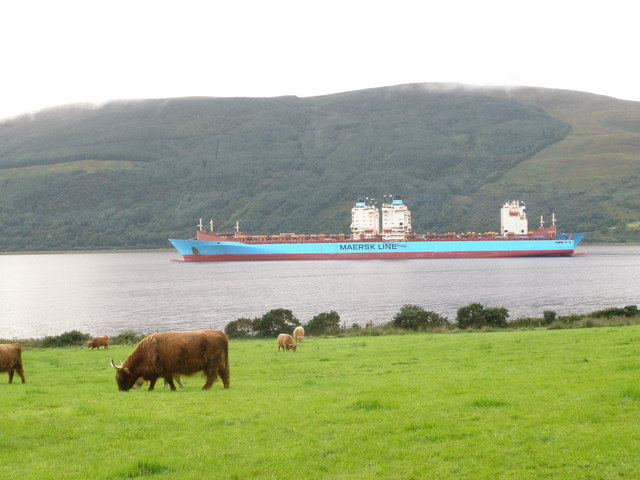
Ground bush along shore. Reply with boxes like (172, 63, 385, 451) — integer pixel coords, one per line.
(2, 304, 638, 347)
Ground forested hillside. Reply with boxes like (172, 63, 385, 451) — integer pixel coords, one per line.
(0, 84, 638, 251)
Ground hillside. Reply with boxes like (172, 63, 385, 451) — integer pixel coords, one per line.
(0, 84, 638, 251)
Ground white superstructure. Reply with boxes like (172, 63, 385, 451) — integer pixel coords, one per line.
(381, 196, 412, 241)
(500, 200, 528, 235)
(351, 195, 413, 240)
(350, 198, 380, 238)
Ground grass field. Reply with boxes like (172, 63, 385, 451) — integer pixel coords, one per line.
(2, 326, 640, 479)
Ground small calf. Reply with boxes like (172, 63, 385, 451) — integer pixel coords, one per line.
(293, 326, 305, 343)
(277, 334, 297, 351)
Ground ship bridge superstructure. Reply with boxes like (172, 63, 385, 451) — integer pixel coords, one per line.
(351, 195, 412, 241)
(500, 200, 528, 235)
(381, 195, 412, 241)
(350, 198, 380, 239)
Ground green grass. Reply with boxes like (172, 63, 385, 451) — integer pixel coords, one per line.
(2, 327, 640, 479)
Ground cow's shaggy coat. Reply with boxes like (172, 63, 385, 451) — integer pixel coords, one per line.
(0, 344, 26, 383)
(277, 334, 297, 351)
(293, 326, 305, 343)
(87, 336, 109, 350)
(111, 330, 229, 391)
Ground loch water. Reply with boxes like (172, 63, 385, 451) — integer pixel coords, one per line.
(0, 245, 638, 339)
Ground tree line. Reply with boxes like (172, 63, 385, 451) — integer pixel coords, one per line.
(223, 304, 640, 338)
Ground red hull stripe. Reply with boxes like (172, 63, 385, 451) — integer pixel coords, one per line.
(181, 249, 574, 262)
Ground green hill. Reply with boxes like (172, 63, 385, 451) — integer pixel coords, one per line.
(0, 83, 638, 251)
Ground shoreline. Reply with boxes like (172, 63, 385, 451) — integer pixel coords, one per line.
(3, 308, 639, 345)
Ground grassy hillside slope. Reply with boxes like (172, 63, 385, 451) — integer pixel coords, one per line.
(486, 87, 640, 240)
(0, 84, 638, 251)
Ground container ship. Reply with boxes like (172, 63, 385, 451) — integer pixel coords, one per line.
(169, 197, 585, 262)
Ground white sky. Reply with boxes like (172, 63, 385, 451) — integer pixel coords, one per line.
(1, 0, 637, 121)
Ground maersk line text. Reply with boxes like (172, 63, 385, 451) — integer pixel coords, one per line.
(339, 243, 399, 251)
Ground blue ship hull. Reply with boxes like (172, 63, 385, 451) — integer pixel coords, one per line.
(169, 233, 585, 262)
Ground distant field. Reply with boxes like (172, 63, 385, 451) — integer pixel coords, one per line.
(2, 327, 640, 479)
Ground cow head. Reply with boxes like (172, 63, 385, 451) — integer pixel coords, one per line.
(109, 359, 137, 391)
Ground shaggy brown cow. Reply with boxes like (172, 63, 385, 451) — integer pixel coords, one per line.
(110, 330, 229, 391)
(86, 336, 109, 350)
(277, 334, 297, 351)
(0, 344, 26, 384)
(293, 326, 305, 343)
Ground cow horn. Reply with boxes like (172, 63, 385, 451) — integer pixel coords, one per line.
(109, 358, 122, 370)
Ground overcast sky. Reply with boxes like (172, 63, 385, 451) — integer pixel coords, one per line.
(1, 0, 637, 121)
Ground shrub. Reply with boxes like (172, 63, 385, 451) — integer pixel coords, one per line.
(456, 303, 509, 329)
(305, 311, 341, 335)
(389, 305, 449, 330)
(591, 305, 638, 318)
(225, 318, 257, 338)
(543, 310, 557, 326)
(558, 314, 583, 324)
(112, 331, 146, 345)
(509, 316, 542, 328)
(483, 307, 509, 328)
(456, 303, 486, 329)
(252, 308, 301, 337)
(42, 330, 91, 348)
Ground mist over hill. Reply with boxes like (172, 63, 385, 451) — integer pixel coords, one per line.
(0, 83, 638, 251)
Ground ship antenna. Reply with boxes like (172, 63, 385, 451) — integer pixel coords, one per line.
(235, 221, 240, 234)
(552, 212, 556, 226)
(540, 215, 544, 228)
(197, 218, 204, 231)
(209, 219, 214, 233)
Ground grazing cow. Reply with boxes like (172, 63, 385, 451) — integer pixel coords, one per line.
(0, 344, 26, 384)
(133, 374, 184, 389)
(110, 330, 229, 391)
(293, 326, 305, 343)
(277, 334, 297, 351)
(86, 336, 109, 350)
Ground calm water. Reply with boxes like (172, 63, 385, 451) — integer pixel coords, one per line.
(1, 245, 638, 339)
